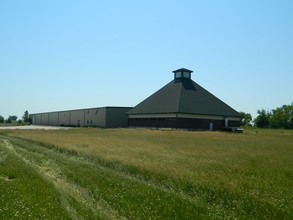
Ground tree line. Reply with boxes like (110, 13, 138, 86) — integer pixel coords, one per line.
(254, 103, 293, 129)
(0, 110, 30, 124)
(240, 103, 293, 129)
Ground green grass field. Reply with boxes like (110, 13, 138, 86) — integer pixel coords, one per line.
(0, 128, 293, 219)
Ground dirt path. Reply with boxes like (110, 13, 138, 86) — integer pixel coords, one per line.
(0, 125, 73, 130)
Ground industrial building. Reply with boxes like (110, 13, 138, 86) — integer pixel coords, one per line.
(30, 107, 132, 128)
(30, 68, 241, 130)
(127, 68, 241, 130)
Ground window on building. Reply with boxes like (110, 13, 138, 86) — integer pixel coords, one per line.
(183, 72, 190, 78)
(175, 72, 181, 78)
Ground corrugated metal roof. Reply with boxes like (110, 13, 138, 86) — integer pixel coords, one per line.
(127, 78, 240, 117)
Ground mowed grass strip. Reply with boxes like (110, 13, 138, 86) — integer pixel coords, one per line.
(1, 128, 293, 219)
(0, 139, 71, 219)
(1, 136, 205, 219)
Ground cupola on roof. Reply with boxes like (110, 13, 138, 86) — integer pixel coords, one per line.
(173, 68, 193, 80)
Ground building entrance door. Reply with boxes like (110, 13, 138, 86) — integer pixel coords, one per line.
(209, 122, 213, 131)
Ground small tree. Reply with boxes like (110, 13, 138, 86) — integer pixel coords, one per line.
(5, 118, 12, 123)
(239, 112, 252, 126)
(270, 104, 293, 129)
(22, 110, 30, 123)
(288, 113, 293, 129)
(254, 109, 271, 128)
(270, 107, 287, 128)
(0, 115, 4, 123)
(9, 115, 18, 121)
(5, 115, 18, 123)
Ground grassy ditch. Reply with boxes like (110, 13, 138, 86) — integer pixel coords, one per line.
(0, 128, 293, 219)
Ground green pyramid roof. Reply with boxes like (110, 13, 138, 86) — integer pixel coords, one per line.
(127, 76, 240, 117)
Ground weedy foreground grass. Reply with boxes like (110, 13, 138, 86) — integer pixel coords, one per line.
(0, 128, 293, 219)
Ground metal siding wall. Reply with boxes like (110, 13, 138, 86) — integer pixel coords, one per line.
(30, 115, 35, 124)
(176, 118, 224, 130)
(106, 107, 133, 128)
(41, 113, 49, 125)
(31, 107, 132, 127)
(128, 118, 176, 128)
(70, 110, 85, 126)
(228, 120, 241, 127)
(36, 114, 41, 124)
(96, 108, 106, 127)
(31, 115, 35, 125)
(58, 111, 70, 126)
(129, 117, 231, 130)
(32, 115, 38, 125)
(49, 112, 59, 126)
(83, 108, 105, 127)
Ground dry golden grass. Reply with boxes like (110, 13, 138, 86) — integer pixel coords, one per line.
(4, 128, 293, 183)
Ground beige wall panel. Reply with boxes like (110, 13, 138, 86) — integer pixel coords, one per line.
(31, 115, 36, 124)
(84, 108, 106, 127)
(70, 110, 85, 126)
(96, 108, 107, 127)
(34, 114, 41, 125)
(30, 106, 132, 128)
(48, 112, 59, 126)
(41, 113, 49, 125)
(58, 111, 70, 126)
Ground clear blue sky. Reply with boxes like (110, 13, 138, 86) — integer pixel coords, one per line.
(1, 0, 292, 120)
